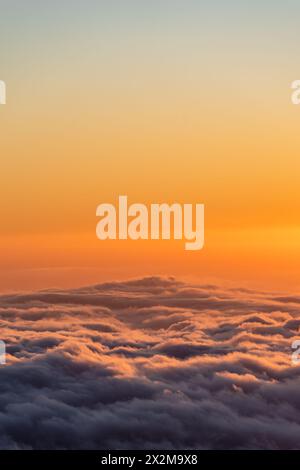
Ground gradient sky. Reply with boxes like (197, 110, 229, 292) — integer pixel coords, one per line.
(1, 0, 300, 291)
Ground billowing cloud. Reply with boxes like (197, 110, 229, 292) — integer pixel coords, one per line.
(0, 276, 300, 449)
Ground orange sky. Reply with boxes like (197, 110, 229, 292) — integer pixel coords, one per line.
(1, 1, 300, 292)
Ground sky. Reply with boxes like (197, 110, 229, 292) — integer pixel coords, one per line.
(1, 0, 300, 291)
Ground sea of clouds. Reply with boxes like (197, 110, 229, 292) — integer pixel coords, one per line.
(0, 276, 300, 449)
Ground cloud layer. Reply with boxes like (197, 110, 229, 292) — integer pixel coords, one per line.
(0, 276, 300, 449)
